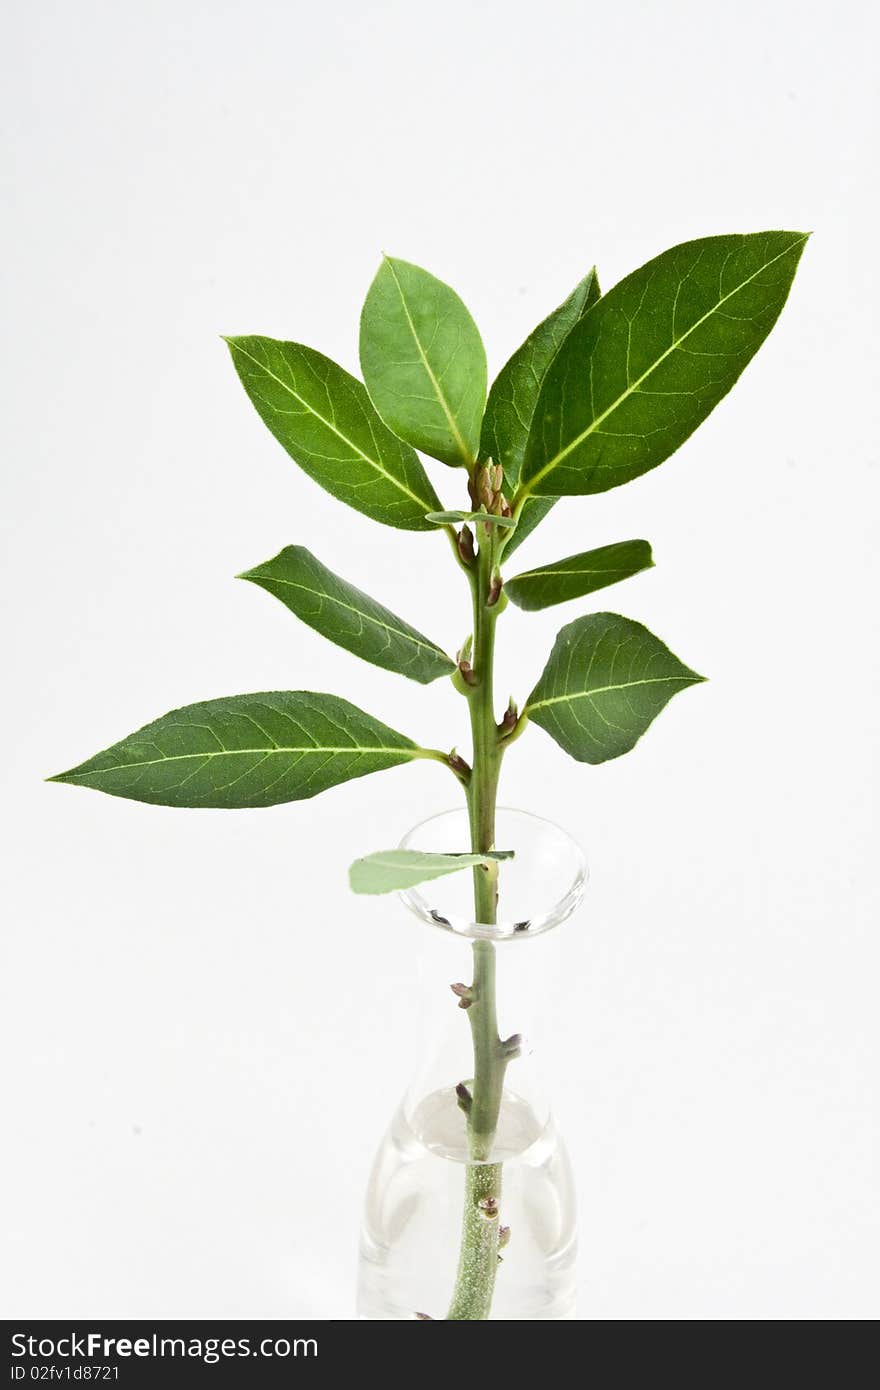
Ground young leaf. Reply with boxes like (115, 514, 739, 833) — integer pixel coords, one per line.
(481, 267, 600, 493)
(521, 231, 808, 498)
(239, 545, 455, 685)
(349, 848, 514, 895)
(359, 256, 487, 467)
(49, 693, 425, 808)
(525, 613, 705, 764)
(506, 539, 654, 612)
(225, 337, 441, 530)
(425, 510, 515, 529)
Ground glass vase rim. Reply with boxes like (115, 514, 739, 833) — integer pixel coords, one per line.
(397, 805, 588, 943)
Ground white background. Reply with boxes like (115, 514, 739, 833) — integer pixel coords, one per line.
(2, 0, 878, 1321)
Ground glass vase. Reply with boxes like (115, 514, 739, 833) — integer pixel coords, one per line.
(356, 807, 587, 1321)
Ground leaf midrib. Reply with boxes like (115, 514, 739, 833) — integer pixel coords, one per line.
(524, 235, 807, 494)
(383, 259, 473, 464)
(512, 563, 632, 582)
(527, 674, 698, 712)
(64, 744, 415, 778)
(230, 340, 435, 512)
(251, 571, 450, 662)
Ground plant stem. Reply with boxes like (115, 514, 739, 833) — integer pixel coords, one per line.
(446, 529, 509, 1320)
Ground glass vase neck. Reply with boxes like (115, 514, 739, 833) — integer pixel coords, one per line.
(397, 807, 588, 943)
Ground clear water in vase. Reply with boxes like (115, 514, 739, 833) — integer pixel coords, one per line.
(357, 1085, 577, 1320)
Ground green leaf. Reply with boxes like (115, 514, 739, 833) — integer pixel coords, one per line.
(525, 613, 705, 764)
(359, 256, 487, 467)
(349, 848, 514, 895)
(506, 539, 654, 612)
(49, 693, 424, 808)
(239, 546, 455, 685)
(501, 495, 557, 560)
(485, 271, 602, 563)
(521, 231, 808, 498)
(481, 267, 600, 493)
(225, 337, 441, 530)
(425, 510, 516, 529)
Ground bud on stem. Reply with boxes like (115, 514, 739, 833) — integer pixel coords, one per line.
(498, 697, 518, 736)
(446, 750, 471, 782)
(457, 524, 475, 565)
(450, 982, 475, 1009)
(455, 1081, 473, 1114)
(471, 459, 509, 518)
(500, 1033, 522, 1060)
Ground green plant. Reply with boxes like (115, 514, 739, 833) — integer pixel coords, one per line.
(50, 232, 806, 1319)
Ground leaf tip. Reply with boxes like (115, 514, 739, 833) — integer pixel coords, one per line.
(783, 230, 811, 258)
(685, 668, 709, 689)
(46, 768, 75, 785)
